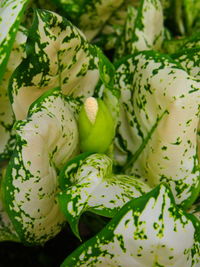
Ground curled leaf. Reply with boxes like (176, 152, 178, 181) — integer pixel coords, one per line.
(115, 0, 164, 59)
(51, 0, 124, 40)
(9, 9, 116, 120)
(0, 0, 29, 81)
(58, 153, 150, 239)
(114, 50, 200, 208)
(0, 27, 27, 161)
(2, 88, 79, 245)
(61, 183, 200, 267)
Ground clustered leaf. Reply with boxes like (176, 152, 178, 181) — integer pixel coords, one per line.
(0, 0, 29, 82)
(0, 0, 199, 265)
(2, 88, 79, 245)
(114, 51, 200, 208)
(61, 184, 200, 267)
(58, 153, 150, 238)
(0, 27, 27, 162)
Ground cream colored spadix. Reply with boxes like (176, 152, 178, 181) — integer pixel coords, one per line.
(78, 97, 115, 153)
(84, 97, 98, 124)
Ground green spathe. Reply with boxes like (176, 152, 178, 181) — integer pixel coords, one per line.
(78, 97, 115, 153)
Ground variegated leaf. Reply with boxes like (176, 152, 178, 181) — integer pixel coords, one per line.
(9, 9, 117, 121)
(22, 0, 60, 28)
(115, 0, 164, 59)
(94, 0, 140, 51)
(114, 51, 200, 208)
(0, 0, 29, 82)
(115, 5, 138, 59)
(172, 48, 200, 167)
(0, 199, 19, 242)
(183, 34, 200, 50)
(0, 166, 19, 242)
(61, 183, 200, 267)
(2, 88, 79, 245)
(58, 153, 150, 238)
(0, 27, 27, 162)
(52, 0, 124, 40)
(172, 48, 200, 81)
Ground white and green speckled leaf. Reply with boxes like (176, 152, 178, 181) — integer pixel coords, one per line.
(172, 48, 200, 81)
(0, 0, 29, 82)
(0, 166, 19, 242)
(61, 183, 200, 267)
(0, 27, 27, 162)
(115, 0, 164, 59)
(52, 0, 124, 41)
(94, 0, 140, 51)
(9, 9, 117, 121)
(172, 48, 200, 166)
(2, 88, 80, 245)
(115, 5, 138, 59)
(58, 153, 150, 238)
(163, 32, 200, 55)
(0, 199, 19, 242)
(114, 50, 200, 208)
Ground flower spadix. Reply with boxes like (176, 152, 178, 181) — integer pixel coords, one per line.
(78, 97, 115, 153)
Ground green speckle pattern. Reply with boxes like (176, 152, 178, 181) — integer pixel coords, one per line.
(172, 48, 200, 81)
(0, 27, 27, 162)
(114, 50, 200, 208)
(0, 0, 29, 81)
(9, 9, 104, 120)
(0, 198, 19, 242)
(52, 0, 124, 40)
(2, 88, 79, 245)
(61, 183, 200, 267)
(94, 0, 139, 50)
(0, 169, 19, 242)
(115, 0, 164, 59)
(58, 153, 150, 238)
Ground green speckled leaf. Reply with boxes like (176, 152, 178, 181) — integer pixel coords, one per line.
(61, 183, 200, 267)
(172, 47, 200, 170)
(9, 9, 116, 120)
(58, 153, 150, 238)
(52, 0, 124, 40)
(94, 0, 140, 51)
(2, 88, 79, 245)
(115, 5, 138, 59)
(0, 0, 29, 82)
(114, 50, 200, 208)
(183, 34, 200, 50)
(0, 27, 27, 162)
(115, 0, 164, 59)
(0, 166, 19, 242)
(172, 48, 200, 81)
(0, 199, 19, 242)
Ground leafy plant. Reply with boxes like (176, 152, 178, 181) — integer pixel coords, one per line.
(0, 0, 199, 266)
(61, 183, 200, 266)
